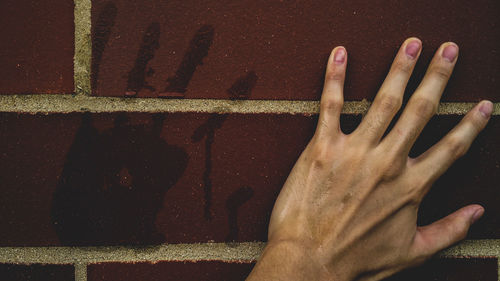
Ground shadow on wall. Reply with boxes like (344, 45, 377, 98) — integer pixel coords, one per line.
(225, 186, 254, 243)
(62, 3, 260, 243)
(51, 113, 188, 246)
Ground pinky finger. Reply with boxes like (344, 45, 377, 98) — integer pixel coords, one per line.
(409, 100, 493, 190)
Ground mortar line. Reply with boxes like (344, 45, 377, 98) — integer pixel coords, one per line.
(0, 94, 498, 115)
(0, 240, 497, 264)
(74, 263, 87, 281)
(74, 0, 91, 95)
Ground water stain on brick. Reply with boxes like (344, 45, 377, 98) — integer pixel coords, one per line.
(92, 2, 118, 92)
(191, 114, 228, 221)
(227, 71, 258, 100)
(51, 113, 188, 246)
(159, 24, 215, 97)
(225, 186, 254, 244)
(191, 72, 258, 221)
(125, 22, 161, 97)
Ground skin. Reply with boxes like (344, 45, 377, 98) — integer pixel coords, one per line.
(246, 38, 493, 281)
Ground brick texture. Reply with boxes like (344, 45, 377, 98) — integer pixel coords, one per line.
(88, 261, 254, 281)
(386, 257, 498, 281)
(87, 258, 497, 281)
(0, 264, 74, 281)
(91, 0, 499, 101)
(0, 113, 498, 246)
(0, 0, 74, 94)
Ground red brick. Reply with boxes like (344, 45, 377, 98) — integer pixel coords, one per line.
(87, 258, 497, 281)
(0, 113, 498, 246)
(385, 258, 498, 281)
(91, 0, 499, 101)
(88, 261, 254, 281)
(0, 0, 74, 94)
(0, 264, 74, 281)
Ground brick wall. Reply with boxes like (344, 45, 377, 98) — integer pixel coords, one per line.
(0, 0, 498, 280)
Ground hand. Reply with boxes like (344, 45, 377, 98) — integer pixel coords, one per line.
(246, 38, 493, 281)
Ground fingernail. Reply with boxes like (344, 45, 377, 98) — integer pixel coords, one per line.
(405, 40, 421, 59)
(479, 101, 493, 118)
(442, 44, 458, 62)
(471, 207, 484, 224)
(334, 48, 346, 65)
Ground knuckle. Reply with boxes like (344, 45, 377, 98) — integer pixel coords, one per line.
(361, 115, 382, 136)
(468, 112, 487, 132)
(449, 220, 469, 241)
(394, 126, 419, 145)
(326, 69, 344, 81)
(321, 95, 343, 112)
(309, 141, 334, 163)
(429, 65, 452, 81)
(311, 158, 326, 170)
(376, 149, 407, 180)
(446, 135, 469, 159)
(393, 60, 413, 76)
(382, 162, 405, 180)
(376, 94, 402, 115)
(411, 97, 437, 120)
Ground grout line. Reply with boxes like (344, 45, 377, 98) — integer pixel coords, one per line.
(74, 263, 87, 281)
(437, 239, 500, 258)
(0, 240, 498, 265)
(74, 0, 92, 95)
(0, 94, 498, 115)
(0, 242, 266, 264)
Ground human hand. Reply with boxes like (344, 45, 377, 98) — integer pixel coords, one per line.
(246, 38, 493, 281)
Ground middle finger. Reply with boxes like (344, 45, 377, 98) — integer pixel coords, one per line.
(354, 37, 421, 144)
(381, 42, 459, 155)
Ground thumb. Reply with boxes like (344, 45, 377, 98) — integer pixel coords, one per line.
(411, 204, 484, 258)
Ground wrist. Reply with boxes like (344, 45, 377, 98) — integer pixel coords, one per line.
(247, 239, 350, 281)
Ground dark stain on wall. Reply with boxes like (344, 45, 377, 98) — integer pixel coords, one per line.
(91, 2, 117, 91)
(160, 25, 215, 97)
(225, 186, 254, 244)
(191, 71, 258, 221)
(51, 113, 188, 246)
(125, 22, 161, 96)
(227, 71, 258, 100)
(191, 114, 228, 221)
